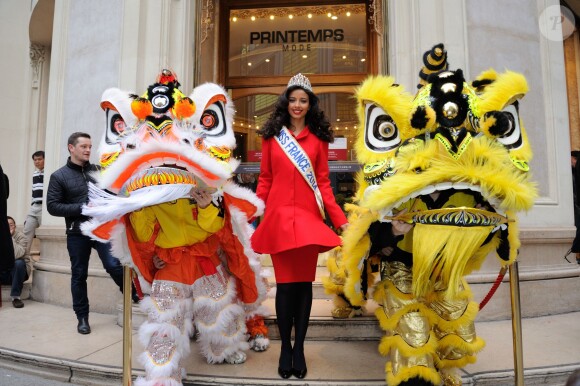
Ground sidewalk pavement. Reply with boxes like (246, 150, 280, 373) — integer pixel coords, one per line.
(0, 299, 578, 385)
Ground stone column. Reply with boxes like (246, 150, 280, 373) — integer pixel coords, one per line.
(34, 0, 198, 315)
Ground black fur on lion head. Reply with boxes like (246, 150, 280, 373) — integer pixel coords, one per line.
(428, 69, 469, 128)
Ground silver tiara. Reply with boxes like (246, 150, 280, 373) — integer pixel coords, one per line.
(287, 73, 312, 92)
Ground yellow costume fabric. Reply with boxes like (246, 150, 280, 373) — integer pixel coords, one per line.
(128, 198, 226, 286)
(130, 198, 224, 248)
(337, 45, 536, 386)
(372, 191, 487, 385)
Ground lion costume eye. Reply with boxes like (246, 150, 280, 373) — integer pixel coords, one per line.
(201, 111, 217, 128)
(497, 103, 522, 150)
(200, 102, 226, 137)
(365, 103, 401, 152)
(378, 120, 396, 138)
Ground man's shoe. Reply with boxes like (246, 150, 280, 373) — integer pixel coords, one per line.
(12, 299, 24, 308)
(77, 317, 91, 334)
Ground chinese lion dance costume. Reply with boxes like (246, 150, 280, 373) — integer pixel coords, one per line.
(326, 44, 537, 385)
(81, 70, 269, 386)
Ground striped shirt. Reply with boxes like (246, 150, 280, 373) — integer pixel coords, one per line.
(31, 169, 43, 205)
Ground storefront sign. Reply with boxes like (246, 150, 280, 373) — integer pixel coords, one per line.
(250, 29, 345, 52)
(247, 150, 262, 162)
(329, 137, 347, 161)
(328, 149, 347, 160)
(250, 28, 343, 42)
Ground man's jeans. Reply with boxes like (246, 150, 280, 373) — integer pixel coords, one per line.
(66, 234, 124, 319)
(0, 259, 28, 297)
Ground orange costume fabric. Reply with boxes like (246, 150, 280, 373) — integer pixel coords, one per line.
(125, 197, 258, 303)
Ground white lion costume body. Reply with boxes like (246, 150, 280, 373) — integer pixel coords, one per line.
(82, 70, 269, 386)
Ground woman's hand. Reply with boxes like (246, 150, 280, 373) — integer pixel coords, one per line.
(152, 255, 166, 270)
(339, 223, 350, 234)
(190, 188, 213, 209)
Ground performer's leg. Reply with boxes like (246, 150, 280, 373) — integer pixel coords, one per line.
(429, 280, 485, 386)
(377, 261, 440, 386)
(323, 247, 364, 319)
(135, 280, 193, 386)
(191, 265, 248, 364)
(275, 282, 294, 375)
(246, 314, 269, 352)
(292, 281, 312, 375)
(245, 266, 271, 352)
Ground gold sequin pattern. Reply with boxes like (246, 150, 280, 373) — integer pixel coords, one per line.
(147, 333, 177, 365)
(151, 280, 189, 311)
(150, 281, 190, 330)
(191, 265, 229, 300)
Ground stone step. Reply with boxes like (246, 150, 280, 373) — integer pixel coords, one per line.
(0, 276, 32, 302)
(117, 297, 384, 341)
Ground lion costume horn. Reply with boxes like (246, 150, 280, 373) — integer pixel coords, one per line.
(417, 43, 448, 89)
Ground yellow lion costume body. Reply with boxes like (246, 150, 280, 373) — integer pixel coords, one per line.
(326, 45, 536, 386)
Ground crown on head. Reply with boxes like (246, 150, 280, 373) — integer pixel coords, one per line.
(287, 73, 312, 92)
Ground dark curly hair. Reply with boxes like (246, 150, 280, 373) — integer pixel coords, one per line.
(257, 85, 334, 142)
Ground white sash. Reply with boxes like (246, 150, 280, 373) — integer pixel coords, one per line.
(274, 126, 326, 219)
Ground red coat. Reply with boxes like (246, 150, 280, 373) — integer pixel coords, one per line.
(251, 127, 348, 255)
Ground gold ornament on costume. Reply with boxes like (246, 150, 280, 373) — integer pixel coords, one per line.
(442, 102, 459, 119)
(384, 207, 511, 227)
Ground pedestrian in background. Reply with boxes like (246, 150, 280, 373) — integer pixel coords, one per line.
(47, 132, 131, 334)
(251, 73, 348, 379)
(0, 216, 32, 308)
(0, 164, 14, 273)
(568, 151, 580, 264)
(23, 150, 44, 255)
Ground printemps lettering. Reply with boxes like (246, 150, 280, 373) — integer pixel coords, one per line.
(250, 29, 345, 44)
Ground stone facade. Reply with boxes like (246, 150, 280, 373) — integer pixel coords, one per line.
(0, 0, 577, 320)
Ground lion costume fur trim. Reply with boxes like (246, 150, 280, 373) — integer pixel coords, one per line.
(342, 204, 378, 306)
(477, 70, 532, 162)
(354, 76, 415, 165)
(365, 135, 537, 213)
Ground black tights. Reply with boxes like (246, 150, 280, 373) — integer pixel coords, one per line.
(275, 282, 313, 371)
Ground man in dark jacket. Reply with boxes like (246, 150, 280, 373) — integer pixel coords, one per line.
(0, 164, 14, 272)
(47, 132, 126, 334)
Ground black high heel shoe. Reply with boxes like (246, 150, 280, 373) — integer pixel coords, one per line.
(292, 348, 307, 379)
(278, 347, 293, 379)
(278, 367, 292, 379)
(292, 367, 307, 379)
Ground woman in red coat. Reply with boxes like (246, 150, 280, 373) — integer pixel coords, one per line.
(251, 73, 348, 379)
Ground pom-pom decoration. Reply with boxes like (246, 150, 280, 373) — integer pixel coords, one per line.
(131, 97, 153, 121)
(172, 97, 196, 120)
